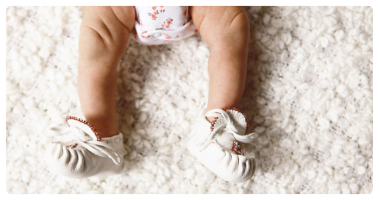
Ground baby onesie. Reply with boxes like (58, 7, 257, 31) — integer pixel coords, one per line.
(130, 6, 198, 45)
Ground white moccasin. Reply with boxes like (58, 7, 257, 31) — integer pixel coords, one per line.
(187, 107, 258, 183)
(45, 116, 127, 179)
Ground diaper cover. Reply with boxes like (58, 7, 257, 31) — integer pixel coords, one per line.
(130, 6, 198, 45)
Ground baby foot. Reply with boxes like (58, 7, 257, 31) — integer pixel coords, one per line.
(45, 116, 127, 179)
(187, 107, 258, 183)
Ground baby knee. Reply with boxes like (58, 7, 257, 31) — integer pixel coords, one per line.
(226, 8, 249, 36)
(198, 7, 249, 46)
(81, 7, 134, 48)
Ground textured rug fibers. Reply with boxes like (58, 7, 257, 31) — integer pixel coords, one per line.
(6, 6, 373, 193)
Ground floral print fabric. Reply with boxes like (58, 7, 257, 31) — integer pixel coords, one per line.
(130, 6, 198, 45)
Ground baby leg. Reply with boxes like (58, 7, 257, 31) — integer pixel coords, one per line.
(189, 6, 249, 120)
(187, 7, 255, 183)
(78, 6, 135, 138)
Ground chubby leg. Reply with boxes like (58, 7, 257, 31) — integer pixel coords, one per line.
(78, 6, 135, 138)
(189, 7, 250, 121)
(187, 7, 254, 183)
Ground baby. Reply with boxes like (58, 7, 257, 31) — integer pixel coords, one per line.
(45, 6, 257, 183)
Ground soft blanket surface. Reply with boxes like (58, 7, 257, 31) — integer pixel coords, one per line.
(6, 6, 373, 194)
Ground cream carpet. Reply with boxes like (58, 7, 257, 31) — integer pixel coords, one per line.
(6, 6, 373, 193)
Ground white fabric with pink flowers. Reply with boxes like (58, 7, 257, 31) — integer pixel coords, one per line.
(130, 6, 198, 45)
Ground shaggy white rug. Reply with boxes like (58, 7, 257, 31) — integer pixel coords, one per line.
(6, 6, 373, 194)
